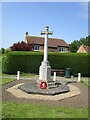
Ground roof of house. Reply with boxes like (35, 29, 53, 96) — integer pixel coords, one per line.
(26, 36, 69, 48)
(82, 45, 90, 52)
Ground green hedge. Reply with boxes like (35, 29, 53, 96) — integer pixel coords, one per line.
(2, 51, 90, 76)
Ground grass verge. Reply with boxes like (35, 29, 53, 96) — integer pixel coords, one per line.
(0, 73, 38, 85)
(80, 77, 90, 87)
(81, 80, 90, 87)
(0, 78, 16, 85)
(2, 102, 88, 118)
(0, 73, 38, 78)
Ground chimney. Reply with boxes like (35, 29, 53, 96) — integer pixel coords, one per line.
(26, 32, 28, 37)
(25, 32, 28, 43)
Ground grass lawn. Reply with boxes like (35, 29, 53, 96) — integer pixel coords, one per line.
(80, 77, 90, 87)
(0, 73, 38, 78)
(2, 102, 88, 118)
(70, 77, 90, 87)
(0, 73, 38, 85)
(81, 80, 90, 87)
(20, 72, 38, 78)
(0, 55, 2, 73)
(1, 73, 90, 87)
(0, 78, 16, 85)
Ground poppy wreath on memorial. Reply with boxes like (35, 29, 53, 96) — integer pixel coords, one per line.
(40, 82, 47, 89)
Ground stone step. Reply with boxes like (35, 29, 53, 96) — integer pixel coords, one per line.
(48, 85, 57, 89)
(55, 82, 62, 85)
(47, 80, 55, 83)
(47, 82, 55, 86)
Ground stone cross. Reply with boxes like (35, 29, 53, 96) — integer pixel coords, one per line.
(39, 26, 53, 81)
(41, 26, 53, 61)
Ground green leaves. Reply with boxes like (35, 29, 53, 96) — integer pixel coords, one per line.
(2, 51, 89, 76)
(69, 35, 90, 52)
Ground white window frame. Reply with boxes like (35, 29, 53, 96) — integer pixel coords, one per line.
(34, 45, 40, 51)
(58, 47, 66, 52)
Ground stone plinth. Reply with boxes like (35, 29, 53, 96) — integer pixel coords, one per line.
(18, 82, 69, 95)
(39, 61, 51, 81)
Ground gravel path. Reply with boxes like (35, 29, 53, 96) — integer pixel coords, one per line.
(2, 79, 89, 108)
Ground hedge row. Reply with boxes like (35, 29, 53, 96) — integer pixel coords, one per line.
(2, 51, 90, 76)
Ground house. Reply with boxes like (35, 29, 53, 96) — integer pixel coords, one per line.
(25, 32, 69, 52)
(77, 45, 90, 53)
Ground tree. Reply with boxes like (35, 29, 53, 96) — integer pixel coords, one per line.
(11, 41, 34, 51)
(0, 48, 5, 54)
(69, 40, 80, 52)
(69, 35, 90, 52)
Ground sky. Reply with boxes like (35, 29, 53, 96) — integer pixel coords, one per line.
(2, 2, 88, 49)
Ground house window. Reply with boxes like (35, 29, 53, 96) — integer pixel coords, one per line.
(58, 47, 66, 52)
(34, 45, 40, 51)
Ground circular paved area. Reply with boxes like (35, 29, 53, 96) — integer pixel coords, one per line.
(2, 79, 88, 108)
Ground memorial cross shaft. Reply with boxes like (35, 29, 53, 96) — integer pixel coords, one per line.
(39, 26, 53, 81)
(41, 26, 53, 61)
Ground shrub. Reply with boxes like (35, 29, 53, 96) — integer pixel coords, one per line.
(11, 41, 34, 51)
(2, 51, 89, 76)
(5, 47, 11, 54)
(2, 51, 43, 74)
(0, 48, 5, 54)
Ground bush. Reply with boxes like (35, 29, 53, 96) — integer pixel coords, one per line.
(11, 41, 34, 51)
(5, 47, 11, 54)
(2, 51, 43, 74)
(0, 48, 5, 54)
(2, 51, 89, 76)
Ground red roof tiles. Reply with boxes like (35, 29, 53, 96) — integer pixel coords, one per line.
(27, 36, 69, 48)
(83, 45, 90, 52)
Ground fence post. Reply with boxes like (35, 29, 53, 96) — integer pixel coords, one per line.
(53, 72, 56, 82)
(78, 73, 81, 82)
(71, 75, 74, 82)
(17, 71, 20, 80)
